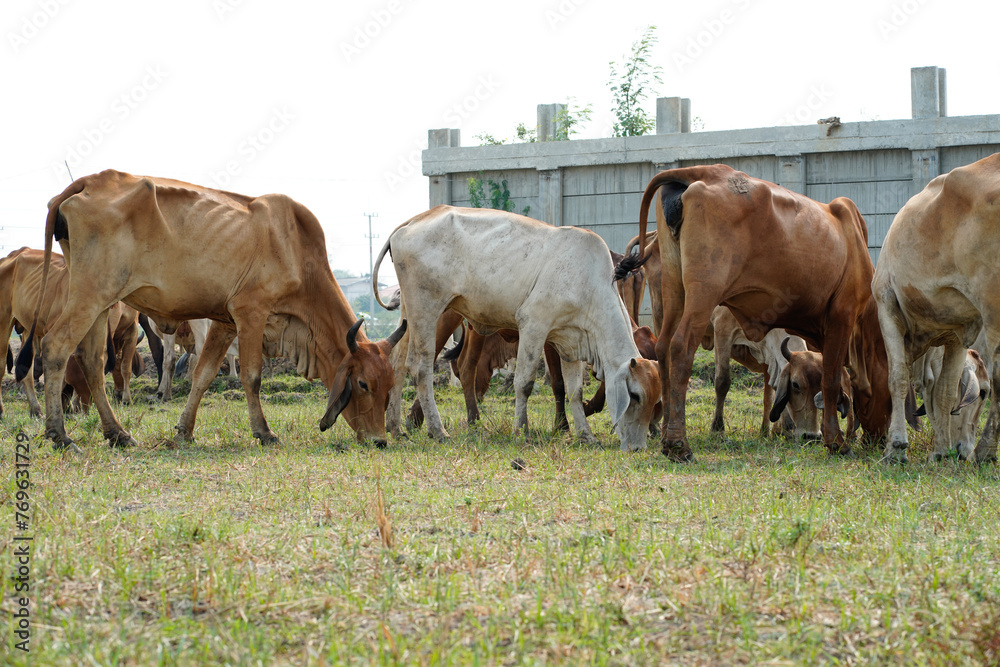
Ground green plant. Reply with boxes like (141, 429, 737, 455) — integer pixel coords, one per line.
(467, 173, 530, 216)
(553, 98, 593, 141)
(609, 25, 662, 137)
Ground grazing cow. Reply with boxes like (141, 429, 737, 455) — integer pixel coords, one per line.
(769, 338, 856, 442)
(703, 306, 808, 437)
(16, 170, 404, 450)
(616, 164, 890, 461)
(1, 247, 138, 418)
(373, 206, 660, 451)
(910, 345, 990, 461)
(873, 154, 1000, 463)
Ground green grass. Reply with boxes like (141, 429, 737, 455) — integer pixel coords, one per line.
(2, 351, 1000, 665)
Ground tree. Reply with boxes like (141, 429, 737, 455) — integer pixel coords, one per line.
(467, 173, 530, 216)
(553, 98, 593, 140)
(609, 25, 662, 137)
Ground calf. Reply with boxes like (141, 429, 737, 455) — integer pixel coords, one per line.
(374, 206, 660, 451)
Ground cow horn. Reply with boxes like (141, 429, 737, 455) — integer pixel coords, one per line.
(780, 337, 792, 362)
(385, 319, 407, 349)
(346, 319, 364, 354)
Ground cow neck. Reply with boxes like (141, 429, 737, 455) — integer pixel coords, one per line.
(305, 271, 368, 387)
(588, 299, 641, 381)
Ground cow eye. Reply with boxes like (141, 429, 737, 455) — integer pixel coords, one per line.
(358, 380, 369, 391)
(791, 381, 800, 391)
(629, 391, 641, 403)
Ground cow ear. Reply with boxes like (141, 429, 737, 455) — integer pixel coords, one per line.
(905, 384, 922, 431)
(320, 372, 352, 431)
(607, 368, 630, 429)
(914, 403, 926, 417)
(953, 363, 981, 415)
(837, 392, 850, 419)
(769, 370, 791, 422)
(630, 357, 637, 369)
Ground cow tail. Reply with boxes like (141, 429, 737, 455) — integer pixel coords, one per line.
(104, 328, 116, 374)
(440, 325, 465, 362)
(373, 219, 413, 312)
(613, 171, 687, 283)
(139, 314, 164, 384)
(15, 178, 86, 382)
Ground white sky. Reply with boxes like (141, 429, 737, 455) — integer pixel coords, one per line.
(2, 0, 997, 285)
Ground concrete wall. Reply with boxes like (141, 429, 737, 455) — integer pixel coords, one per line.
(422, 67, 1000, 322)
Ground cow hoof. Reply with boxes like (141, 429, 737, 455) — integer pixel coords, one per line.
(973, 449, 997, 465)
(553, 418, 570, 433)
(662, 440, 695, 463)
(710, 418, 725, 433)
(578, 432, 598, 446)
(29, 407, 41, 418)
(880, 441, 909, 465)
(106, 431, 136, 448)
(174, 426, 195, 444)
(429, 428, 450, 442)
(253, 431, 280, 446)
(928, 451, 946, 463)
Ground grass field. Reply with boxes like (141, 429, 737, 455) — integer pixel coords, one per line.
(2, 351, 1000, 665)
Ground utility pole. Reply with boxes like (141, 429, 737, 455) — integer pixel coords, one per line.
(364, 212, 379, 322)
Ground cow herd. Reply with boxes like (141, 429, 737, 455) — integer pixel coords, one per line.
(2, 155, 999, 464)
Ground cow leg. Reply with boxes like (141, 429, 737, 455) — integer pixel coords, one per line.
(973, 332, 1000, 464)
(0, 322, 9, 420)
(563, 359, 596, 445)
(875, 292, 913, 464)
(544, 343, 569, 432)
(407, 318, 449, 441)
(457, 329, 487, 426)
(929, 342, 965, 461)
(74, 311, 135, 448)
(175, 321, 236, 443)
(157, 332, 177, 401)
(232, 314, 275, 444)
(818, 323, 851, 456)
(511, 331, 544, 439)
(711, 327, 735, 433)
(760, 372, 774, 438)
(114, 319, 139, 405)
(385, 334, 408, 436)
(22, 355, 42, 418)
(583, 381, 606, 417)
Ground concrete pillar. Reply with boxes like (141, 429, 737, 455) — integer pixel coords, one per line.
(911, 148, 940, 196)
(911, 66, 947, 119)
(656, 97, 691, 134)
(427, 129, 460, 207)
(538, 168, 563, 226)
(537, 103, 567, 142)
(777, 155, 806, 195)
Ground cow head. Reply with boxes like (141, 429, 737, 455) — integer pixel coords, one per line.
(606, 357, 660, 452)
(770, 340, 850, 442)
(953, 349, 991, 460)
(319, 318, 407, 446)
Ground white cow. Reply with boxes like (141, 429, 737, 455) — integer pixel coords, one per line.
(911, 344, 990, 461)
(148, 318, 239, 401)
(873, 153, 1000, 463)
(373, 206, 661, 451)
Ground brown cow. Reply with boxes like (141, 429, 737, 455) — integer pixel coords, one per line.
(16, 170, 404, 450)
(769, 338, 856, 442)
(1, 248, 141, 418)
(616, 164, 890, 461)
(873, 152, 1000, 463)
(625, 231, 661, 336)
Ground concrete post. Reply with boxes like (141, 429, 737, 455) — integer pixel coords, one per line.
(777, 155, 806, 195)
(538, 169, 563, 226)
(911, 66, 946, 119)
(537, 103, 567, 142)
(656, 97, 691, 134)
(911, 148, 940, 196)
(427, 129, 460, 207)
